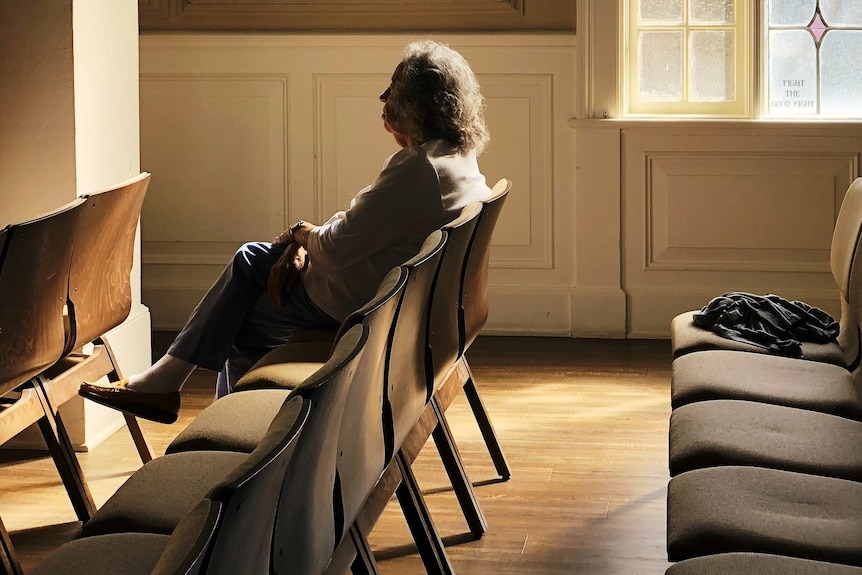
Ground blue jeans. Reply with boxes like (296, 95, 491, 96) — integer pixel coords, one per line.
(167, 242, 340, 396)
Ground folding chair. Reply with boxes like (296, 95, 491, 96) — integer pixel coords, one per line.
(46, 172, 153, 462)
(430, 178, 512, 481)
(0, 197, 87, 573)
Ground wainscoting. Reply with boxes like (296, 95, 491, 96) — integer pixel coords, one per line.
(139, 33, 862, 339)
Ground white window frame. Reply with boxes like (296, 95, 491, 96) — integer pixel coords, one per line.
(621, 0, 753, 118)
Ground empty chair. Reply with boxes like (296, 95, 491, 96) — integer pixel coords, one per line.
(31, 498, 221, 575)
(79, 320, 371, 539)
(669, 398, 862, 480)
(429, 177, 511, 481)
(667, 466, 862, 566)
(0, 196, 98, 547)
(387, 231, 446, 456)
(670, 178, 862, 368)
(47, 173, 153, 460)
(671, 347, 862, 419)
(0, 175, 151, 536)
(0, 197, 82, 391)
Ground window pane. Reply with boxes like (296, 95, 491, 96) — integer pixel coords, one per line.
(640, 0, 684, 24)
(690, 30, 734, 100)
(768, 29, 817, 115)
(690, 0, 734, 25)
(820, 1, 862, 26)
(639, 31, 684, 100)
(820, 31, 862, 116)
(769, 0, 816, 26)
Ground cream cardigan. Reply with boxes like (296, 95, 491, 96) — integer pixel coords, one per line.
(303, 139, 491, 321)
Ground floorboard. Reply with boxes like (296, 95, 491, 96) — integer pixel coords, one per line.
(0, 335, 673, 574)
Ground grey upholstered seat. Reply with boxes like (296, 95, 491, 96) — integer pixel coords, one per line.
(667, 466, 862, 565)
(669, 399, 862, 480)
(166, 389, 290, 454)
(82, 450, 246, 536)
(32, 499, 219, 575)
(667, 553, 862, 575)
(83, 389, 306, 537)
(232, 340, 332, 392)
(671, 349, 862, 420)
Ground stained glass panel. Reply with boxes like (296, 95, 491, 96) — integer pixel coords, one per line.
(820, 31, 862, 116)
(768, 30, 817, 115)
(769, 0, 816, 26)
(767, 1, 862, 117)
(820, 0, 862, 26)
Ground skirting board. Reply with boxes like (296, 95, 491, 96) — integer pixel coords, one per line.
(146, 284, 629, 338)
(150, 286, 626, 338)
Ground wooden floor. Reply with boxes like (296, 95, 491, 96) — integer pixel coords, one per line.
(0, 335, 673, 574)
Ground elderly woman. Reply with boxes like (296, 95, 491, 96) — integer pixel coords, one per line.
(79, 40, 493, 424)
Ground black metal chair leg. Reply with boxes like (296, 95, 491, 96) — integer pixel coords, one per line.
(0, 514, 23, 575)
(101, 338, 153, 464)
(349, 523, 380, 575)
(461, 359, 510, 480)
(395, 451, 455, 575)
(430, 398, 487, 539)
(33, 378, 96, 522)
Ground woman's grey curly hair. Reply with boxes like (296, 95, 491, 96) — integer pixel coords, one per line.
(387, 40, 490, 155)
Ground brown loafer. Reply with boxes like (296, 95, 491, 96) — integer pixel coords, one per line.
(78, 379, 180, 424)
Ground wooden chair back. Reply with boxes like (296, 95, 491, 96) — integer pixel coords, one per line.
(64, 173, 150, 355)
(830, 177, 862, 368)
(427, 203, 482, 392)
(269, 324, 370, 575)
(202, 391, 312, 573)
(150, 499, 222, 575)
(461, 178, 512, 354)
(332, 269, 407, 540)
(387, 230, 446, 455)
(0, 198, 85, 394)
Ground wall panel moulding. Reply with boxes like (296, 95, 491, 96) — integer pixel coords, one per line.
(138, 0, 576, 32)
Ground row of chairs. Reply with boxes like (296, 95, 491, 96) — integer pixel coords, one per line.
(664, 178, 862, 573)
(26, 178, 512, 574)
(0, 173, 153, 574)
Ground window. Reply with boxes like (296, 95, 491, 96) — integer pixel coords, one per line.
(768, 0, 862, 117)
(623, 0, 862, 118)
(624, 0, 750, 116)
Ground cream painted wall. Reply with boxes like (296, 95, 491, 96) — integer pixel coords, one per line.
(0, 1, 76, 226)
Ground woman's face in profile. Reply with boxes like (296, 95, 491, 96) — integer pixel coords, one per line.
(380, 64, 413, 148)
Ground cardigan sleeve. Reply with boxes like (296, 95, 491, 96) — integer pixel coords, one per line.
(305, 147, 441, 271)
